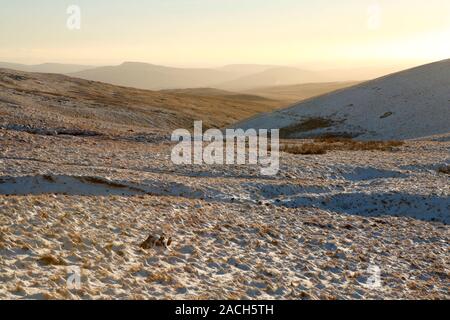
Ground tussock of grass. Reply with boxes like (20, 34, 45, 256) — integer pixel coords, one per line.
(437, 165, 450, 175)
(280, 143, 327, 155)
(146, 272, 176, 285)
(38, 254, 67, 266)
(42, 175, 55, 182)
(281, 138, 404, 155)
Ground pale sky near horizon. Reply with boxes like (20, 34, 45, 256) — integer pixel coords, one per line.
(1, 0, 449, 68)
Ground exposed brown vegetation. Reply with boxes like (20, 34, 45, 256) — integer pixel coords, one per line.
(280, 143, 327, 155)
(42, 175, 55, 183)
(437, 165, 450, 175)
(78, 176, 128, 189)
(140, 233, 173, 249)
(315, 137, 404, 151)
(146, 272, 176, 285)
(380, 111, 394, 119)
(280, 118, 334, 139)
(0, 69, 280, 135)
(281, 138, 404, 155)
(38, 254, 67, 266)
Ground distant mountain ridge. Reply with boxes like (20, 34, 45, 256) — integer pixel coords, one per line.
(70, 62, 240, 90)
(0, 62, 94, 74)
(1, 61, 409, 92)
(70, 62, 329, 91)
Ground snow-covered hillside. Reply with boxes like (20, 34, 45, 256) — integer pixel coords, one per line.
(235, 59, 450, 140)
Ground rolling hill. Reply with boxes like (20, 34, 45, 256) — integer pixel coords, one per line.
(3, 61, 403, 93)
(70, 63, 328, 91)
(234, 59, 450, 140)
(242, 81, 360, 106)
(161, 82, 359, 108)
(160, 87, 276, 104)
(0, 68, 278, 136)
(70, 62, 240, 90)
(216, 67, 324, 91)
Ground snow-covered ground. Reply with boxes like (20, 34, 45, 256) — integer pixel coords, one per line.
(0, 130, 448, 299)
(235, 59, 450, 140)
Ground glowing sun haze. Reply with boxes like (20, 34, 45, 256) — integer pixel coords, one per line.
(1, 0, 449, 68)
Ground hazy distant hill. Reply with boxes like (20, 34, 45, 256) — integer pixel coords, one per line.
(0, 62, 93, 74)
(160, 88, 275, 104)
(162, 82, 359, 107)
(71, 62, 239, 90)
(216, 64, 278, 78)
(242, 81, 360, 105)
(216, 67, 325, 91)
(312, 65, 414, 82)
(2, 61, 412, 92)
(71, 63, 327, 91)
(2, 61, 392, 92)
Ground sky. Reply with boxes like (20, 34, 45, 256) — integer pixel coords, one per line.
(1, 0, 450, 68)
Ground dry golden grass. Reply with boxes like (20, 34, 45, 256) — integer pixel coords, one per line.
(319, 137, 404, 151)
(0, 69, 281, 134)
(146, 272, 176, 285)
(280, 143, 327, 155)
(281, 138, 404, 155)
(38, 254, 67, 266)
